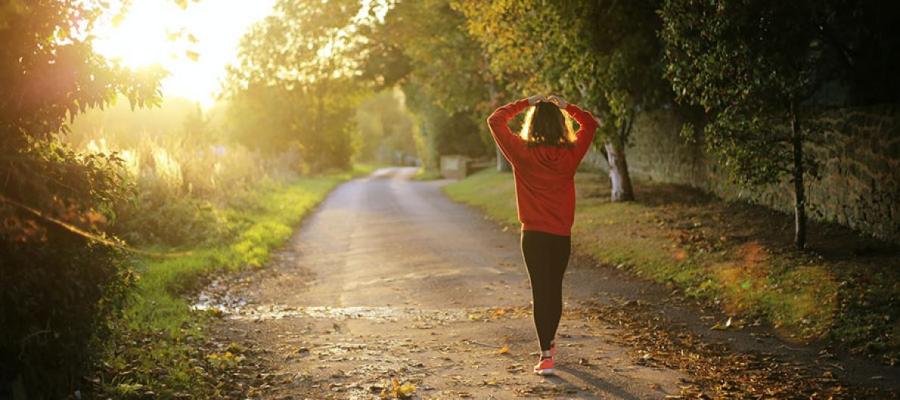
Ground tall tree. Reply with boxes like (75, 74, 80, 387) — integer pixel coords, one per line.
(660, 0, 857, 249)
(354, 88, 417, 164)
(223, 0, 370, 171)
(359, 0, 498, 171)
(455, 0, 670, 201)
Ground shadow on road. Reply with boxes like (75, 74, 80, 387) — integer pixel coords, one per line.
(554, 365, 644, 400)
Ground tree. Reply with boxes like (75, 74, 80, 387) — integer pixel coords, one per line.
(0, 1, 163, 395)
(659, 0, 856, 249)
(222, 0, 370, 172)
(451, 0, 558, 173)
(354, 88, 417, 164)
(359, 0, 497, 171)
(454, 0, 670, 201)
(0, 0, 164, 253)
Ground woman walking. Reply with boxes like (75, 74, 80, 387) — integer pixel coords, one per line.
(486, 94, 598, 376)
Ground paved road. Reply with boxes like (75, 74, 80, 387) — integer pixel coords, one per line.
(202, 167, 900, 399)
(207, 167, 686, 399)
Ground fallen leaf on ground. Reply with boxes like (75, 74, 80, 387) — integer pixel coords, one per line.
(379, 376, 416, 399)
(710, 317, 733, 330)
(496, 336, 510, 354)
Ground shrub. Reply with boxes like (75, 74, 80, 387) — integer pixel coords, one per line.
(102, 138, 272, 247)
(0, 239, 134, 399)
(0, 143, 136, 399)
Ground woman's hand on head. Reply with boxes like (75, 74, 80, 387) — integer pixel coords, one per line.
(547, 95, 568, 109)
(527, 94, 546, 106)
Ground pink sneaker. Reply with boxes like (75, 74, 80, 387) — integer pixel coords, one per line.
(533, 356, 555, 376)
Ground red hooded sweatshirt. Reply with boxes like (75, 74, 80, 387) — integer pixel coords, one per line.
(487, 98, 598, 237)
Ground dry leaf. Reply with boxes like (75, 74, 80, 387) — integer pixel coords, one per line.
(496, 335, 510, 354)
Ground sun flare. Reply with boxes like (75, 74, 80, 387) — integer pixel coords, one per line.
(92, 0, 276, 108)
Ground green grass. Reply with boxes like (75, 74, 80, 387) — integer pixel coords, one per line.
(445, 169, 899, 363)
(97, 170, 369, 397)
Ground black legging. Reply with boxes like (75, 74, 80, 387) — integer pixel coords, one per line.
(520, 230, 571, 351)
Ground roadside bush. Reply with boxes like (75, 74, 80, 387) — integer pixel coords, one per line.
(0, 143, 135, 399)
(99, 138, 272, 247)
(0, 239, 134, 399)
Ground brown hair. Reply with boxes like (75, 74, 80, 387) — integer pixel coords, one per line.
(519, 101, 576, 147)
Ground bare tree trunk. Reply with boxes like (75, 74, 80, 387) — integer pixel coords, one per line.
(496, 146, 511, 172)
(603, 114, 635, 202)
(484, 67, 511, 173)
(790, 102, 807, 249)
(604, 137, 634, 202)
(315, 81, 326, 172)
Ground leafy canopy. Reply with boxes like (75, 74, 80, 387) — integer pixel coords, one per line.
(359, 0, 497, 166)
(454, 0, 669, 141)
(659, 0, 834, 185)
(1, 0, 165, 241)
(223, 0, 376, 170)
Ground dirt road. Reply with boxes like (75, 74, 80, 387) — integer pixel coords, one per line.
(201, 167, 897, 399)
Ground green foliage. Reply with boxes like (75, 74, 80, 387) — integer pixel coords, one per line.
(68, 97, 211, 149)
(68, 99, 278, 248)
(360, 0, 495, 168)
(0, 1, 165, 147)
(370, 0, 492, 114)
(399, 81, 490, 169)
(105, 138, 268, 247)
(0, 1, 164, 396)
(659, 0, 830, 186)
(2, 141, 133, 240)
(452, 1, 550, 95)
(224, 80, 361, 172)
(659, 0, 900, 187)
(657, 0, 881, 247)
(0, 239, 135, 398)
(354, 89, 417, 164)
(223, 0, 371, 172)
(454, 0, 669, 143)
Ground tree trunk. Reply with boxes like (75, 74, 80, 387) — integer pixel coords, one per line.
(483, 61, 510, 173)
(315, 82, 326, 172)
(790, 102, 807, 249)
(603, 114, 635, 202)
(604, 137, 634, 202)
(496, 146, 511, 172)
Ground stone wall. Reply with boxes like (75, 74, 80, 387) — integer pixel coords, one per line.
(587, 105, 900, 243)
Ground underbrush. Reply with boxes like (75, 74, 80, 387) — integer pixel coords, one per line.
(445, 169, 899, 365)
(1, 142, 137, 399)
(88, 137, 271, 247)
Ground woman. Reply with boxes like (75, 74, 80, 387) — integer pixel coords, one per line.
(486, 94, 598, 376)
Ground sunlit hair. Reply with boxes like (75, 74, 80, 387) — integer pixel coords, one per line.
(519, 101, 576, 147)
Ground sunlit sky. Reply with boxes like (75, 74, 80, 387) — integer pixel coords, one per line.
(93, 0, 277, 108)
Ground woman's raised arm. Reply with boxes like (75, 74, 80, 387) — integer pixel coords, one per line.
(564, 102, 598, 162)
(487, 95, 543, 165)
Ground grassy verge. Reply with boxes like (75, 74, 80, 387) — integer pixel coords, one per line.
(445, 169, 899, 365)
(95, 166, 374, 398)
